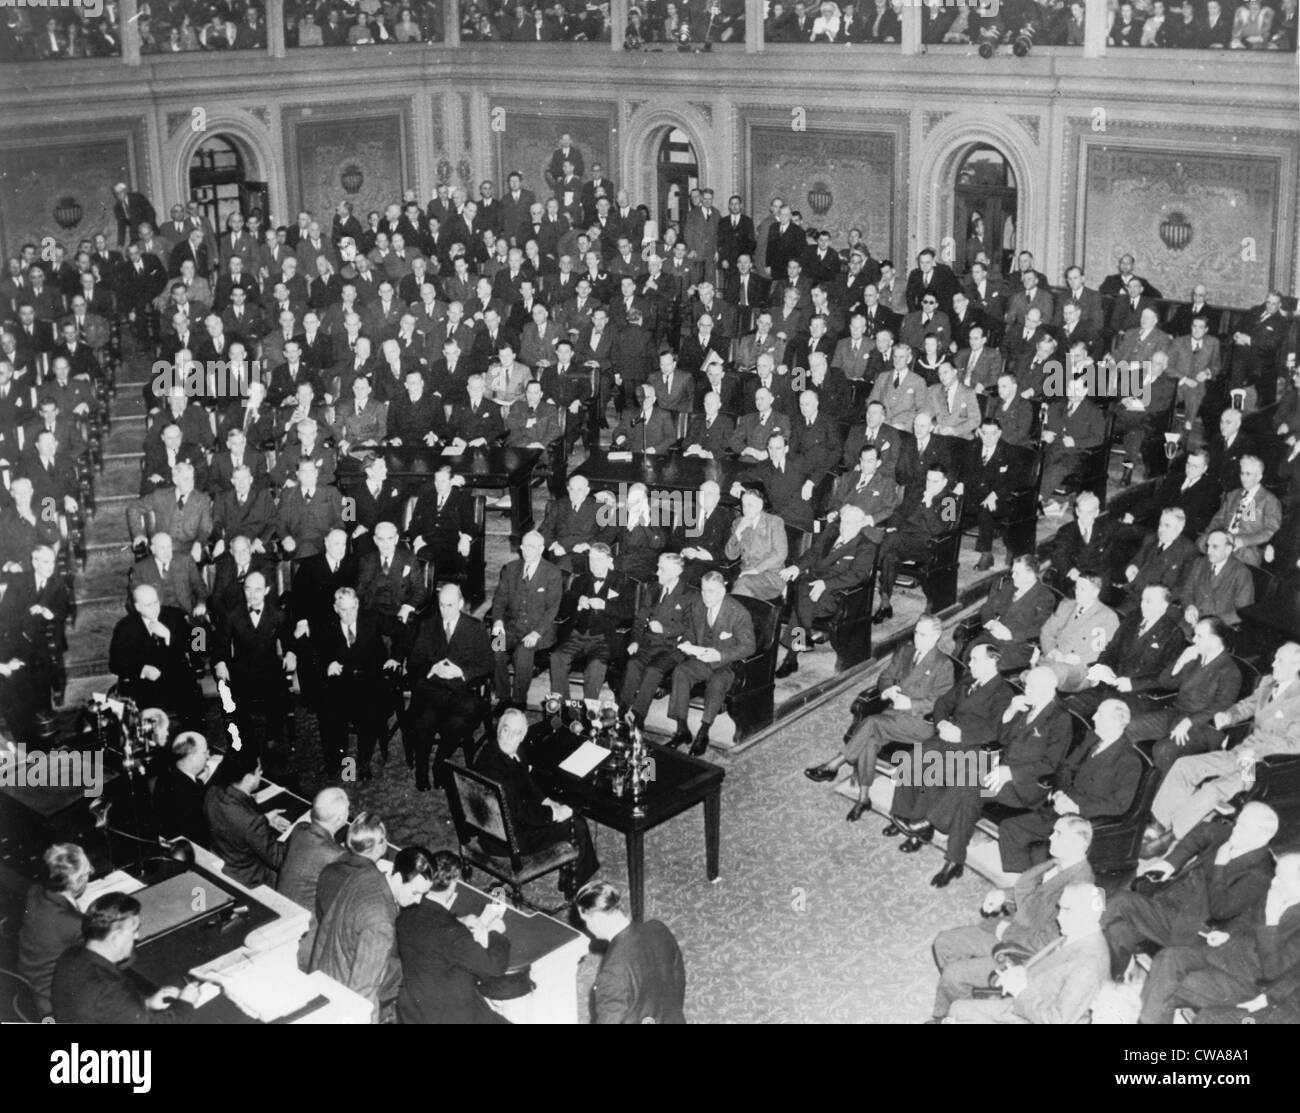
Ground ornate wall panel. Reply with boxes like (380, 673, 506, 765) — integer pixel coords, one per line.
(740, 110, 909, 265)
(284, 105, 413, 224)
(1082, 146, 1282, 306)
(0, 123, 144, 254)
(488, 98, 617, 197)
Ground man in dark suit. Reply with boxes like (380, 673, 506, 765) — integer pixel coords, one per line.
(668, 480, 734, 586)
(1117, 509, 1198, 613)
(151, 730, 212, 846)
(908, 666, 1073, 888)
(113, 183, 156, 248)
(740, 430, 817, 530)
(276, 460, 344, 560)
(108, 585, 203, 726)
(1227, 291, 1290, 409)
(611, 381, 678, 455)
(962, 419, 1032, 569)
(538, 474, 606, 574)
(776, 505, 877, 678)
(576, 881, 687, 1024)
(996, 699, 1144, 873)
(288, 529, 358, 646)
(203, 746, 292, 889)
(51, 892, 200, 1024)
(683, 391, 736, 460)
(17, 843, 91, 1019)
(806, 615, 954, 815)
(717, 197, 758, 277)
(666, 573, 757, 755)
(312, 587, 392, 779)
(489, 531, 563, 709)
(1207, 408, 1256, 493)
(1180, 531, 1255, 629)
(356, 521, 426, 657)
(620, 552, 695, 723)
(1143, 849, 1300, 1025)
(208, 535, 277, 623)
(395, 848, 512, 1026)
(960, 555, 1057, 671)
(402, 468, 474, 585)
(905, 248, 959, 314)
(406, 584, 494, 790)
(548, 543, 633, 701)
(1124, 450, 1220, 538)
(1046, 492, 1119, 593)
(1104, 804, 1278, 978)
(447, 374, 507, 445)
(127, 531, 207, 617)
(213, 570, 296, 754)
(873, 464, 959, 622)
(1068, 584, 1186, 721)
(788, 388, 843, 478)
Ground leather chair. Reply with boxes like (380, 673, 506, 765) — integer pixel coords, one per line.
(888, 491, 965, 611)
(443, 759, 581, 909)
(681, 593, 780, 741)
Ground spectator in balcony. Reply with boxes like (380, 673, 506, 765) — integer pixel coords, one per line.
(1109, 1, 1144, 45)
(1190, 0, 1233, 46)
(1269, 0, 1298, 49)
(1231, 0, 1274, 46)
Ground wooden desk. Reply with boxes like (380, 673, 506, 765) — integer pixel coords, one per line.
(526, 724, 724, 921)
(338, 445, 541, 542)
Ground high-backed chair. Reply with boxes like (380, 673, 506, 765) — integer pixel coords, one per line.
(443, 760, 580, 909)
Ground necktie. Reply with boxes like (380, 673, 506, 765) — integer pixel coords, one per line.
(382, 558, 391, 575)
(250, 607, 261, 622)
(177, 494, 185, 511)
(35, 578, 45, 594)
(894, 372, 902, 388)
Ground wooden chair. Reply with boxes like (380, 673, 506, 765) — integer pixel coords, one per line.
(443, 760, 580, 909)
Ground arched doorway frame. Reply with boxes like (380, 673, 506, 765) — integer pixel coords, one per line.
(916, 117, 1038, 277)
(169, 112, 280, 226)
(622, 104, 714, 235)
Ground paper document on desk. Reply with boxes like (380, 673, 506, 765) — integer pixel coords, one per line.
(559, 740, 611, 778)
(78, 871, 144, 911)
(607, 451, 633, 462)
(441, 444, 465, 456)
(195, 949, 319, 1022)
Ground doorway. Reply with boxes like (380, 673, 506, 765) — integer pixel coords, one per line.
(189, 135, 264, 234)
(952, 144, 1018, 277)
(656, 128, 699, 234)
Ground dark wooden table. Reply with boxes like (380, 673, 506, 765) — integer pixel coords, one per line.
(526, 723, 724, 920)
(574, 448, 745, 506)
(338, 445, 541, 542)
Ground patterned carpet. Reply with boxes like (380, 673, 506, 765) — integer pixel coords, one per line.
(250, 653, 982, 1025)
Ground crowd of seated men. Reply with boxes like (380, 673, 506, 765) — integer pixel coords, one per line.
(460, 0, 611, 42)
(285, 0, 444, 45)
(1107, 0, 1297, 48)
(0, 0, 272, 59)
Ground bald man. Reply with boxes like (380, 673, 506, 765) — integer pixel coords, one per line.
(278, 787, 350, 970)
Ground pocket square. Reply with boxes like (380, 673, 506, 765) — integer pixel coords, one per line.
(537, 586, 545, 592)
(607, 590, 619, 599)
(999, 466, 1008, 472)
(720, 631, 733, 640)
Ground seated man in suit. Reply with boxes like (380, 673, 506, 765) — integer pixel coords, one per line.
(788, 387, 843, 479)
(1180, 529, 1255, 631)
(1069, 583, 1186, 721)
(960, 417, 1032, 570)
(666, 571, 757, 756)
(896, 666, 1073, 889)
(489, 530, 563, 710)
(126, 461, 214, 562)
(841, 399, 906, 478)
(51, 892, 201, 1025)
(996, 699, 1144, 874)
(827, 443, 899, 540)
(1122, 451, 1220, 539)
(311, 587, 392, 780)
(475, 708, 598, 890)
(737, 430, 817, 531)
(929, 815, 1095, 1021)
(1110, 347, 1177, 486)
(150, 731, 213, 847)
(1039, 379, 1107, 516)
(406, 464, 478, 587)
(127, 531, 207, 618)
(946, 883, 1111, 1025)
(923, 360, 981, 442)
(620, 552, 696, 726)
(683, 391, 736, 460)
(207, 427, 268, 497)
(729, 384, 792, 463)
(1145, 645, 1300, 850)
(873, 463, 958, 623)
(1141, 850, 1300, 1026)
(501, 382, 564, 452)
(539, 473, 606, 575)
(1208, 408, 1255, 493)
(575, 881, 687, 1024)
(108, 585, 203, 727)
(805, 614, 954, 819)
(611, 380, 677, 455)
(1107, 802, 1279, 977)
(1117, 508, 1198, 614)
(208, 534, 278, 627)
(17, 842, 91, 1020)
(1044, 492, 1117, 593)
(276, 460, 345, 560)
(776, 504, 877, 678)
(447, 374, 507, 446)
(202, 746, 292, 889)
(1202, 454, 1281, 568)
(666, 479, 733, 588)
(1033, 573, 1119, 693)
(406, 584, 494, 791)
(548, 543, 632, 700)
(958, 555, 1056, 672)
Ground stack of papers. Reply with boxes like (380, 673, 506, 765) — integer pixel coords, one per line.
(558, 740, 611, 778)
